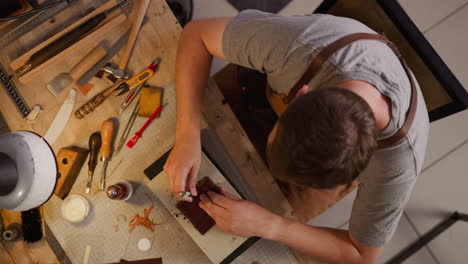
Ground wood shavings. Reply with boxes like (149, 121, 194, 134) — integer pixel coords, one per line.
(128, 205, 157, 232)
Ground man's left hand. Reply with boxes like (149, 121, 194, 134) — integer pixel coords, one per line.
(199, 189, 280, 238)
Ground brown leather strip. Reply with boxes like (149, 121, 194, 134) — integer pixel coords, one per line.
(284, 33, 392, 103)
(377, 58, 418, 148)
(281, 33, 417, 148)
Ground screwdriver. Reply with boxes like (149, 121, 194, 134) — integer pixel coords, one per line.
(86, 132, 101, 194)
(99, 119, 115, 190)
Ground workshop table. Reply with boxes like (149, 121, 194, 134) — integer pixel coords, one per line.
(0, 0, 313, 263)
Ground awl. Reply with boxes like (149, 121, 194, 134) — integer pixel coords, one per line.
(99, 119, 115, 190)
(86, 132, 101, 194)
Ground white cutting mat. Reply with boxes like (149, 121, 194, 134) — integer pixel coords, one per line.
(42, 82, 294, 264)
(43, 83, 212, 264)
(148, 152, 249, 264)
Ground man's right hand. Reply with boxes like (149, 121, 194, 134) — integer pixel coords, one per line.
(164, 18, 231, 202)
(164, 135, 201, 202)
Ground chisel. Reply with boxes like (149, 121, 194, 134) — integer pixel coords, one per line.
(86, 132, 101, 194)
(99, 119, 115, 190)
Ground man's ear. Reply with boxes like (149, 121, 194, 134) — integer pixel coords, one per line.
(295, 84, 310, 98)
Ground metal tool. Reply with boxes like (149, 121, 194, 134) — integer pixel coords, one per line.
(0, 63, 30, 117)
(74, 79, 125, 119)
(77, 31, 130, 87)
(11, 0, 130, 79)
(99, 119, 115, 190)
(86, 132, 101, 194)
(43, 88, 77, 145)
(126, 104, 166, 149)
(115, 58, 161, 96)
(116, 101, 139, 155)
(118, 0, 151, 71)
(103, 65, 129, 80)
(179, 191, 192, 198)
(0, 0, 77, 49)
(47, 45, 107, 96)
(120, 82, 145, 113)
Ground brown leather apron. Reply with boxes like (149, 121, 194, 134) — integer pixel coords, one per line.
(267, 33, 418, 148)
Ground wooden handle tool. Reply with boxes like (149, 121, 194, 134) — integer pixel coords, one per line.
(86, 132, 102, 194)
(74, 79, 125, 119)
(118, 0, 151, 70)
(48, 45, 107, 96)
(69, 45, 107, 80)
(99, 119, 115, 190)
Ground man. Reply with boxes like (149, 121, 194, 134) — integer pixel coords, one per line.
(164, 10, 429, 264)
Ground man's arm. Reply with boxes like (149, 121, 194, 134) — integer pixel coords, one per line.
(164, 18, 232, 200)
(200, 190, 383, 264)
(270, 216, 383, 264)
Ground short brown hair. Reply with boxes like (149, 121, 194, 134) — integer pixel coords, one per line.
(268, 87, 378, 189)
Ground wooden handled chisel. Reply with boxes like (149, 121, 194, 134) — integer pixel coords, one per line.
(86, 132, 101, 194)
(99, 119, 115, 190)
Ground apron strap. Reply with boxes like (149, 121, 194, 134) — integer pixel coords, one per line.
(282, 33, 417, 148)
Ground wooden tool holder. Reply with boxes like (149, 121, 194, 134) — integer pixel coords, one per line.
(54, 146, 89, 199)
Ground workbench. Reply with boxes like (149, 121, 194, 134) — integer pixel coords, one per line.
(0, 0, 313, 263)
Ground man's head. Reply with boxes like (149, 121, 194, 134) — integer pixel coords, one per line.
(267, 87, 378, 189)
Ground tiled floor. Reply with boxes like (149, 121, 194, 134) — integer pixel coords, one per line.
(189, 0, 468, 263)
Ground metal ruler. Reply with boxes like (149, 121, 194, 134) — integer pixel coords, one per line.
(0, 0, 77, 49)
(0, 64, 30, 117)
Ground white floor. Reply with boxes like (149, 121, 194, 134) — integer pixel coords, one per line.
(190, 0, 468, 263)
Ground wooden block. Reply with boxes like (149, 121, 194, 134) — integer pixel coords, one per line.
(138, 86, 162, 117)
(54, 147, 89, 199)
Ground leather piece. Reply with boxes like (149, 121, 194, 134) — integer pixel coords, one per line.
(108, 258, 162, 264)
(176, 177, 221, 235)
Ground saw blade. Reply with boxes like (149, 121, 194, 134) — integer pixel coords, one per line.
(44, 88, 77, 145)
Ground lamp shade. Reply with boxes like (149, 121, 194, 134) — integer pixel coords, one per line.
(0, 131, 57, 211)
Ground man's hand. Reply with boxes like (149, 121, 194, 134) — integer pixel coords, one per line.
(199, 189, 280, 238)
(164, 18, 232, 202)
(164, 135, 201, 202)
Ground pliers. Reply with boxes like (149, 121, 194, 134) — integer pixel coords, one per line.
(115, 58, 161, 96)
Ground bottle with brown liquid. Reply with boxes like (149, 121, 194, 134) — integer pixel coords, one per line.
(106, 180, 133, 201)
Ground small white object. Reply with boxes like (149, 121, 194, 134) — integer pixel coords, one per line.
(83, 245, 91, 264)
(62, 195, 90, 223)
(25, 105, 43, 124)
(137, 238, 151, 251)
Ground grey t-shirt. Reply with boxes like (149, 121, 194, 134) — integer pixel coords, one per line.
(222, 10, 429, 247)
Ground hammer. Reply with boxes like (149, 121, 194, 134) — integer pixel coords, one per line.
(96, 0, 150, 83)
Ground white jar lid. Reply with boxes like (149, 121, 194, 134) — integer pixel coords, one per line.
(138, 238, 151, 251)
(61, 195, 90, 223)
